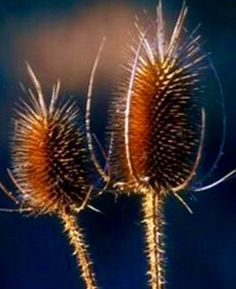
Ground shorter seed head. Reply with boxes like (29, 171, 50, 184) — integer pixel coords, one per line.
(11, 67, 94, 214)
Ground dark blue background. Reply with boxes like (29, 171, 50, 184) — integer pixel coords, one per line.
(0, 1, 235, 289)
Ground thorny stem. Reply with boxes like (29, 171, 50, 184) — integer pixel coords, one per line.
(142, 190, 165, 289)
(60, 211, 98, 289)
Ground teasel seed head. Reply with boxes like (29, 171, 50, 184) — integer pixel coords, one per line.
(109, 1, 206, 195)
(11, 64, 95, 215)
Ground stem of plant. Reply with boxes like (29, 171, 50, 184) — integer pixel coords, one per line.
(142, 190, 165, 289)
(60, 211, 98, 289)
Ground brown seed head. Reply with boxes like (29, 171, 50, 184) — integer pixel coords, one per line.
(11, 66, 93, 214)
(109, 3, 206, 194)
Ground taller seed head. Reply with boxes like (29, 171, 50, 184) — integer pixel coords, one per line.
(109, 2, 206, 193)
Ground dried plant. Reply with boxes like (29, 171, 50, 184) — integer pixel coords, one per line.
(108, 1, 236, 289)
(0, 39, 107, 289)
(0, 2, 235, 289)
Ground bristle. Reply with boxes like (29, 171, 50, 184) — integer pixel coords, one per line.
(11, 71, 93, 214)
(109, 2, 206, 193)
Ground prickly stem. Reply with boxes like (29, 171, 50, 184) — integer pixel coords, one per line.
(142, 190, 165, 289)
(60, 211, 98, 289)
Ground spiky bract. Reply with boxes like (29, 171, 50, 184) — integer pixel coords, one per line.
(11, 70, 93, 215)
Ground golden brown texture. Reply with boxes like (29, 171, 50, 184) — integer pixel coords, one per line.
(109, 2, 206, 194)
(11, 69, 92, 214)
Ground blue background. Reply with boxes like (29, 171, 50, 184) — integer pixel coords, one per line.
(0, 1, 235, 289)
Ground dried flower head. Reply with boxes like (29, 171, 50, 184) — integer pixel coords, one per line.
(11, 64, 94, 215)
(110, 3, 206, 195)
